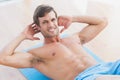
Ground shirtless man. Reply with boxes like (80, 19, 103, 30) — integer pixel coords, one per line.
(0, 5, 120, 80)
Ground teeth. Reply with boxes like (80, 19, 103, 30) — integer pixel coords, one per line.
(49, 29, 55, 32)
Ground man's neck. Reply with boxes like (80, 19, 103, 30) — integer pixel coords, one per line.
(44, 36, 61, 44)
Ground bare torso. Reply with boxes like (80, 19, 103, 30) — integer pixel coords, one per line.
(30, 35, 98, 80)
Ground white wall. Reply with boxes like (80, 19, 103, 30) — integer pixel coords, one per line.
(84, 0, 120, 61)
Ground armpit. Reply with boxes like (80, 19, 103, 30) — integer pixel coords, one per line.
(31, 57, 44, 64)
(79, 34, 86, 44)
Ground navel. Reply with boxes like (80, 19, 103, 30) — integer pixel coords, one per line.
(52, 52, 56, 56)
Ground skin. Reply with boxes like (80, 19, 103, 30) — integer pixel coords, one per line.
(0, 10, 108, 80)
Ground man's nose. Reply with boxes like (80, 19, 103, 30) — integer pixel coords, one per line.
(49, 22, 54, 27)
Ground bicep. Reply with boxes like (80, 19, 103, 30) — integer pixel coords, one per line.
(78, 23, 106, 44)
(0, 52, 33, 68)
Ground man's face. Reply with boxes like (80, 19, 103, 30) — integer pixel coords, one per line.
(38, 11, 59, 38)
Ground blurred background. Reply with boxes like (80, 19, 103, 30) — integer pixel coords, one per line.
(0, 0, 120, 79)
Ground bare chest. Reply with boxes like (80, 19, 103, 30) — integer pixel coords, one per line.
(31, 37, 92, 64)
(31, 40, 97, 80)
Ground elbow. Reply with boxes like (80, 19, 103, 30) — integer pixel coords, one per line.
(101, 17, 108, 28)
(0, 52, 3, 64)
(0, 56, 5, 65)
(0, 53, 8, 65)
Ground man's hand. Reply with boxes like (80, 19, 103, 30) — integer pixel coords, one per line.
(58, 16, 72, 33)
(22, 23, 40, 40)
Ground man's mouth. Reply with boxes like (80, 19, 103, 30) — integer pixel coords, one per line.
(48, 28, 55, 32)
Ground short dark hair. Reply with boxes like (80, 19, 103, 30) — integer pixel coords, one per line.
(33, 4, 57, 26)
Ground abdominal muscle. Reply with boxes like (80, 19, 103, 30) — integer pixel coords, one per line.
(32, 43, 97, 80)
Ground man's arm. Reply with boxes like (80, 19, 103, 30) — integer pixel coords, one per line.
(0, 23, 40, 68)
(72, 16, 108, 44)
(0, 34, 33, 68)
(58, 16, 108, 44)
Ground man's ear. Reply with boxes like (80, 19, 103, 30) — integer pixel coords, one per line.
(57, 16, 60, 26)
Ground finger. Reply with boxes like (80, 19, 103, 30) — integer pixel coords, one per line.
(58, 20, 63, 26)
(32, 24, 40, 31)
(31, 24, 36, 28)
(60, 28, 66, 33)
(32, 26, 37, 30)
(58, 16, 61, 26)
(31, 26, 38, 33)
(63, 20, 68, 27)
(64, 23, 69, 29)
(58, 17, 64, 26)
(34, 29, 38, 32)
(33, 37, 40, 40)
(34, 29, 40, 33)
(29, 37, 40, 40)
(59, 19, 68, 28)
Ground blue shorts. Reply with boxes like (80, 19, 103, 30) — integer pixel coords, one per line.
(75, 60, 120, 80)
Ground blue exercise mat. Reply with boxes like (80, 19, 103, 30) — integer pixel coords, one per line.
(19, 34, 104, 80)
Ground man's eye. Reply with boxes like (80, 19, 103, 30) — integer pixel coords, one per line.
(43, 21, 47, 24)
(52, 19, 56, 22)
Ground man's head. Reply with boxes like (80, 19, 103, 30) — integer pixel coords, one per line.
(33, 5, 59, 38)
(33, 5, 57, 26)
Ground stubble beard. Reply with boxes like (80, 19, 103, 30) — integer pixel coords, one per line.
(42, 28, 59, 38)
